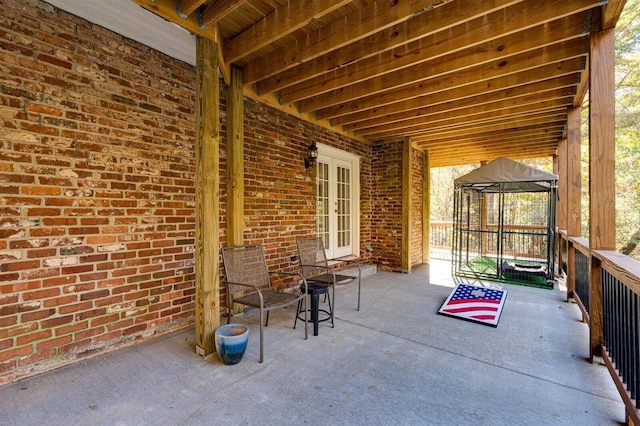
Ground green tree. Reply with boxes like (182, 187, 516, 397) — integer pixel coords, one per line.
(615, 0, 640, 258)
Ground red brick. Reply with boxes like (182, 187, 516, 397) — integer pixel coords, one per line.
(58, 338, 91, 355)
(16, 329, 52, 346)
(18, 348, 57, 366)
(22, 288, 59, 301)
(0, 345, 32, 362)
(42, 295, 77, 308)
(36, 335, 73, 352)
(41, 315, 74, 329)
(54, 320, 89, 336)
(59, 301, 92, 315)
(0, 315, 18, 328)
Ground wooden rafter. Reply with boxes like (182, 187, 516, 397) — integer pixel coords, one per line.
(201, 0, 248, 27)
(279, 4, 593, 104)
(125, 0, 627, 166)
(223, 0, 352, 64)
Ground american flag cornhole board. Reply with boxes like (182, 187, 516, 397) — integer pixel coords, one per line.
(438, 283, 507, 327)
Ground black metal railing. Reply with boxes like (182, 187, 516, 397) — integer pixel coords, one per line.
(430, 221, 548, 260)
(602, 269, 640, 408)
(430, 221, 453, 248)
(574, 250, 590, 315)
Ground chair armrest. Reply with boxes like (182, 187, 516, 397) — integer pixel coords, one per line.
(226, 281, 262, 290)
(299, 263, 332, 273)
(332, 256, 362, 275)
(269, 271, 308, 293)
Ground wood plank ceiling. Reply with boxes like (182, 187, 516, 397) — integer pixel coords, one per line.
(131, 0, 626, 167)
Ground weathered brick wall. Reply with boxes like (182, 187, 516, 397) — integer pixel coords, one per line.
(0, 0, 198, 382)
(371, 142, 403, 271)
(411, 148, 424, 267)
(238, 97, 372, 275)
(0, 0, 372, 384)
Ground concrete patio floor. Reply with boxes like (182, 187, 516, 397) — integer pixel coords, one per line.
(0, 261, 625, 425)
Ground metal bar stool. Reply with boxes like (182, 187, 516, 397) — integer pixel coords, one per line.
(294, 282, 334, 336)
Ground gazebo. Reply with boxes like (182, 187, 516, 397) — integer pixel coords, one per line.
(452, 158, 558, 287)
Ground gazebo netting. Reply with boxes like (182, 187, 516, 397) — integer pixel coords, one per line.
(451, 157, 558, 288)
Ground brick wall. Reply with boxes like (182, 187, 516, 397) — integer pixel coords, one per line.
(411, 148, 424, 267)
(0, 0, 198, 382)
(371, 142, 403, 271)
(239, 98, 372, 273)
(0, 0, 372, 384)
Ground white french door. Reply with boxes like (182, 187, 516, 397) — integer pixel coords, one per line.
(316, 144, 360, 259)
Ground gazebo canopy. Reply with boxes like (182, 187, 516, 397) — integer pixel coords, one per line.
(454, 157, 558, 193)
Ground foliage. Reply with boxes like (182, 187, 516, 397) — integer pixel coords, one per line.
(431, 1, 640, 259)
(614, 0, 640, 258)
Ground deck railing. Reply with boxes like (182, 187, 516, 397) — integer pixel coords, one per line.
(430, 221, 548, 260)
(560, 232, 640, 424)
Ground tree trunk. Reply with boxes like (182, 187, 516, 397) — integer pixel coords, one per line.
(620, 228, 640, 255)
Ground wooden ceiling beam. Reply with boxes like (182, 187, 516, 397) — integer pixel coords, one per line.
(426, 137, 560, 152)
(408, 119, 566, 144)
(303, 33, 587, 113)
(223, 0, 352, 64)
(601, 0, 627, 30)
(408, 107, 568, 135)
(201, 0, 248, 27)
(178, 0, 208, 17)
(246, 0, 518, 87)
(429, 146, 558, 167)
(346, 85, 575, 132)
(336, 74, 578, 127)
(316, 49, 586, 121)
(413, 123, 565, 144)
(424, 139, 559, 157)
(357, 99, 572, 137)
(417, 125, 563, 145)
(243, 0, 453, 86)
(419, 134, 561, 152)
(370, 112, 567, 141)
(130, 0, 219, 39)
(281, 7, 591, 104)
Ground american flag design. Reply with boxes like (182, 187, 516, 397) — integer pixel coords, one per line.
(438, 283, 507, 327)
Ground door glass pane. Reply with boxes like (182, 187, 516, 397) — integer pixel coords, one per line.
(336, 166, 351, 249)
(317, 161, 330, 248)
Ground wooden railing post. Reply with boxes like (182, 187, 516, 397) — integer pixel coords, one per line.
(588, 28, 616, 362)
(566, 106, 582, 301)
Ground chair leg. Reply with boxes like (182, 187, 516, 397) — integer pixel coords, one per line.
(293, 298, 302, 329)
(265, 311, 270, 327)
(303, 294, 308, 340)
(356, 278, 361, 311)
(327, 287, 334, 328)
(259, 308, 264, 363)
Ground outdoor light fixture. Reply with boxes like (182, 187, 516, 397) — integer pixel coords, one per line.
(304, 141, 318, 169)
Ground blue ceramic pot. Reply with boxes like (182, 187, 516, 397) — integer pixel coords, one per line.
(214, 324, 249, 365)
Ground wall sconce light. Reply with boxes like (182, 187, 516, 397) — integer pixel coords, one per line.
(304, 141, 318, 169)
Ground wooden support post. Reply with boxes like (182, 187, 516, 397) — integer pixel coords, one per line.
(567, 107, 582, 237)
(556, 139, 568, 233)
(422, 150, 430, 264)
(226, 66, 245, 315)
(226, 66, 244, 247)
(402, 137, 412, 273)
(588, 29, 616, 362)
(195, 36, 220, 358)
(566, 106, 582, 300)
